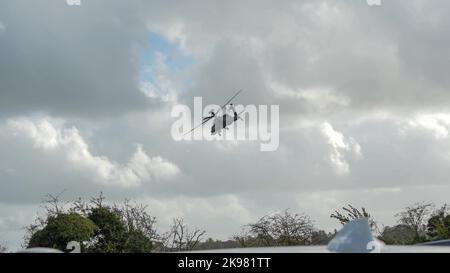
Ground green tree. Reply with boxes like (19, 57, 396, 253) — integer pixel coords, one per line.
(123, 230, 153, 253)
(28, 213, 96, 251)
(87, 206, 127, 252)
(426, 205, 450, 241)
(379, 224, 416, 245)
(87, 206, 153, 253)
(311, 230, 334, 245)
(25, 193, 156, 253)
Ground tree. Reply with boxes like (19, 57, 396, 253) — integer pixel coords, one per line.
(201, 238, 220, 250)
(426, 204, 450, 241)
(164, 217, 206, 252)
(25, 193, 156, 253)
(395, 202, 434, 243)
(331, 204, 378, 233)
(82, 195, 155, 253)
(311, 230, 334, 245)
(87, 206, 127, 252)
(235, 210, 315, 247)
(28, 213, 96, 251)
(233, 230, 258, 248)
(196, 238, 239, 250)
(24, 192, 68, 246)
(379, 224, 416, 245)
(86, 206, 153, 253)
(120, 199, 158, 241)
(122, 230, 154, 253)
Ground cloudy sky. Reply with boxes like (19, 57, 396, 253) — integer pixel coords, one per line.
(2, 0, 450, 250)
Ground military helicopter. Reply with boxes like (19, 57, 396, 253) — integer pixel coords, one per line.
(185, 89, 245, 136)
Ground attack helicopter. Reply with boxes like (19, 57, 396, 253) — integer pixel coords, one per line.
(185, 89, 245, 136)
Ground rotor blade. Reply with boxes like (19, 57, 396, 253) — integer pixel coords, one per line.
(213, 89, 243, 116)
(184, 117, 213, 136)
(235, 110, 246, 121)
(236, 110, 246, 118)
(203, 115, 214, 121)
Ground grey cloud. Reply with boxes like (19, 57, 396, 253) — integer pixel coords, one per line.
(144, 0, 450, 114)
(0, 0, 149, 117)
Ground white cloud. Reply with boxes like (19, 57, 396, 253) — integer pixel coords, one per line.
(270, 81, 350, 111)
(408, 113, 450, 139)
(7, 117, 180, 188)
(321, 122, 362, 175)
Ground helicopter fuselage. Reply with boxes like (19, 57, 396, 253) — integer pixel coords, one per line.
(211, 113, 238, 135)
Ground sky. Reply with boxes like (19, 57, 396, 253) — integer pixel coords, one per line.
(1, 0, 450, 250)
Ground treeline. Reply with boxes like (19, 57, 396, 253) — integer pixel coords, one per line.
(23, 193, 206, 253)
(380, 203, 450, 244)
(331, 203, 450, 245)
(231, 210, 333, 247)
(1, 194, 448, 253)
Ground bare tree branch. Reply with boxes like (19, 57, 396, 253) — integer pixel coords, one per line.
(165, 217, 206, 252)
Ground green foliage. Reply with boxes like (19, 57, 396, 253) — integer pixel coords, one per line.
(28, 213, 96, 251)
(123, 230, 153, 253)
(87, 206, 127, 253)
(380, 203, 450, 245)
(25, 193, 450, 252)
(311, 230, 334, 245)
(26, 194, 157, 253)
(87, 206, 153, 253)
(426, 205, 450, 241)
(379, 224, 416, 245)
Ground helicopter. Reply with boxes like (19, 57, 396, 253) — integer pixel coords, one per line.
(185, 89, 245, 136)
